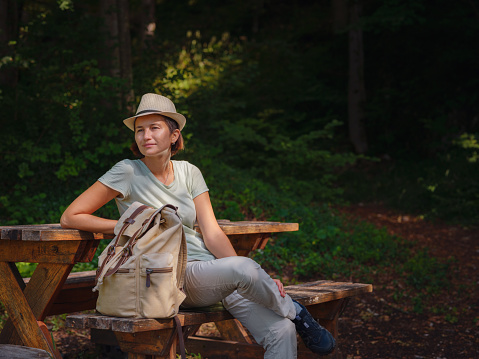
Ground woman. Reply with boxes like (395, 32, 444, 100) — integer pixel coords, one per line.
(61, 93, 335, 358)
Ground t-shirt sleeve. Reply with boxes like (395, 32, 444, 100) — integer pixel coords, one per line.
(98, 160, 133, 199)
(188, 163, 209, 199)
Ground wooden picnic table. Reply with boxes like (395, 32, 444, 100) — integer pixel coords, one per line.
(0, 220, 298, 358)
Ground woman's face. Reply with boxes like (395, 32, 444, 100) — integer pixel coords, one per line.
(134, 114, 179, 158)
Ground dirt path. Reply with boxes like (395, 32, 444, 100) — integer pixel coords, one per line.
(336, 203, 479, 359)
(51, 203, 479, 358)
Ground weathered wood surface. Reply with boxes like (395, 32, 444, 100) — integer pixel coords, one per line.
(0, 344, 51, 358)
(0, 220, 298, 241)
(66, 281, 372, 333)
(0, 240, 98, 263)
(67, 311, 235, 332)
(0, 262, 53, 354)
(0, 227, 102, 358)
(0, 224, 109, 241)
(215, 319, 253, 343)
(1, 263, 73, 346)
(67, 280, 372, 359)
(286, 280, 373, 305)
(216, 220, 298, 235)
(24, 270, 98, 316)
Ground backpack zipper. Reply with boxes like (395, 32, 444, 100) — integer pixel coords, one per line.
(145, 267, 173, 287)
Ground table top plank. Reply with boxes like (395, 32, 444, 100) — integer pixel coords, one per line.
(1, 221, 299, 241)
(215, 220, 298, 235)
(0, 225, 110, 242)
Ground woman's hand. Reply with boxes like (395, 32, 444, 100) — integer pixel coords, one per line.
(273, 279, 286, 298)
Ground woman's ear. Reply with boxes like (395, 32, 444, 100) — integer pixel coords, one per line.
(171, 129, 180, 143)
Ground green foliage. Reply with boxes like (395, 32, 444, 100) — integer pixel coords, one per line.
(0, 6, 132, 225)
(253, 203, 411, 281)
(404, 250, 452, 292)
(15, 262, 38, 278)
(340, 139, 479, 224)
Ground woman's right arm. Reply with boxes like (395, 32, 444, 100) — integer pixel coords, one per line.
(60, 181, 121, 234)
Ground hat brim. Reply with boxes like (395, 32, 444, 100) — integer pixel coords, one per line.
(123, 111, 186, 131)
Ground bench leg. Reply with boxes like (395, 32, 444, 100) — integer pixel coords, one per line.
(215, 319, 253, 344)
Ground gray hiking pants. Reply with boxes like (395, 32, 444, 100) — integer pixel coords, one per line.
(182, 256, 297, 359)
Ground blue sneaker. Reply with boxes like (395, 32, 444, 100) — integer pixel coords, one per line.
(292, 300, 336, 356)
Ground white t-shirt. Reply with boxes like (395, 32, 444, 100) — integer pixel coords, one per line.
(98, 159, 216, 262)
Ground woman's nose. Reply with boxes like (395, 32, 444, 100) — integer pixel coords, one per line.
(143, 129, 152, 139)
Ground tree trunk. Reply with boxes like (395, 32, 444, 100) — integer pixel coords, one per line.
(0, 0, 20, 87)
(99, 0, 134, 111)
(117, 0, 134, 109)
(331, 0, 348, 33)
(347, 0, 368, 154)
(138, 0, 155, 52)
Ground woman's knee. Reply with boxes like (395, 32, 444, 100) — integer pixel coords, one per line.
(227, 257, 262, 283)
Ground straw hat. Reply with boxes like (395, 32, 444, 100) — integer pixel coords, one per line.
(123, 93, 186, 131)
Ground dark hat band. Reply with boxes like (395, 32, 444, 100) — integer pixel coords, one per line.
(135, 109, 161, 116)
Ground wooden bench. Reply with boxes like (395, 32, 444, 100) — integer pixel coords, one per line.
(66, 280, 373, 359)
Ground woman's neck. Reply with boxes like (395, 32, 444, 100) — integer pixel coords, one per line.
(141, 155, 173, 184)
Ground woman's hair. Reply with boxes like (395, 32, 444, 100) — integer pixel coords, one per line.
(130, 116, 184, 158)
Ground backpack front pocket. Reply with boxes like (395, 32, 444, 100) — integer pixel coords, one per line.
(97, 265, 137, 317)
(139, 253, 177, 318)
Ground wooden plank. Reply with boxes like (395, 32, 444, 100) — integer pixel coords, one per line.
(0, 262, 53, 354)
(64, 314, 92, 330)
(115, 330, 175, 356)
(287, 281, 373, 305)
(226, 234, 262, 256)
(0, 263, 72, 345)
(215, 319, 253, 343)
(65, 281, 372, 331)
(67, 311, 235, 333)
(0, 221, 297, 241)
(0, 240, 88, 263)
(72, 237, 101, 263)
(41, 270, 96, 289)
(111, 311, 234, 332)
(0, 224, 111, 241)
(0, 344, 51, 358)
(8, 262, 26, 291)
(87, 315, 116, 330)
(47, 286, 98, 315)
(219, 221, 298, 235)
(24, 270, 97, 316)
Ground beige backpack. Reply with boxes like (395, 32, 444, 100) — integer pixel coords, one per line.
(93, 201, 187, 319)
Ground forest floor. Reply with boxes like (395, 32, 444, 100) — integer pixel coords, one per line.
(50, 203, 479, 359)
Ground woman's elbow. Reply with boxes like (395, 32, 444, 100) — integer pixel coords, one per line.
(60, 211, 73, 229)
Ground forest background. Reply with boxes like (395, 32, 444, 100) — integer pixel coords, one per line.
(0, 0, 478, 356)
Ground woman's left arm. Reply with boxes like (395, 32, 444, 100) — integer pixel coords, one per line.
(194, 191, 237, 258)
(195, 192, 285, 296)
